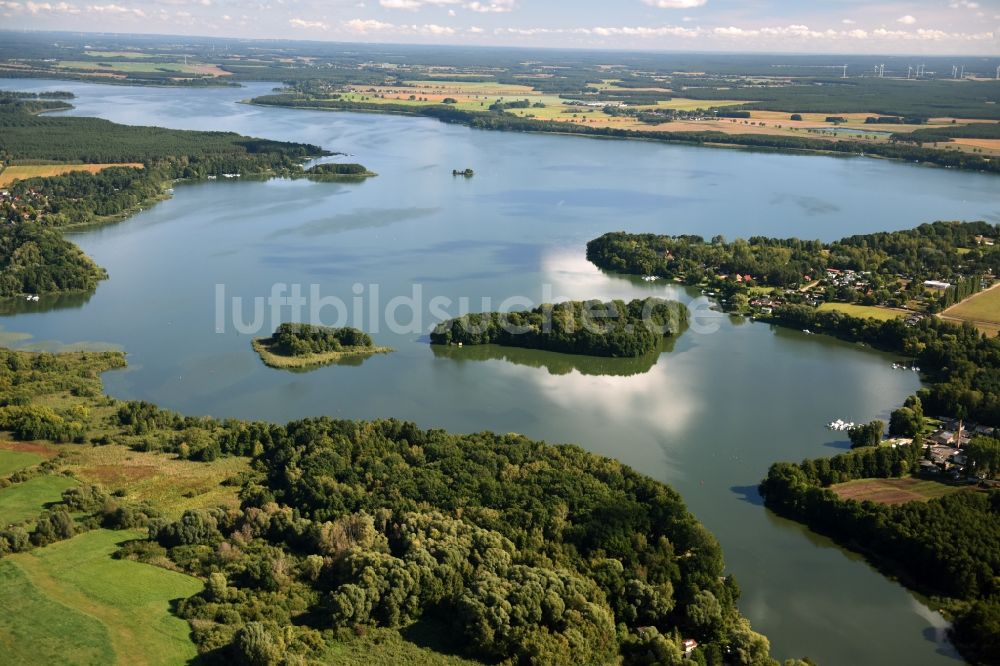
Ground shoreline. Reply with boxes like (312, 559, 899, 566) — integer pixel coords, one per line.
(245, 98, 1000, 175)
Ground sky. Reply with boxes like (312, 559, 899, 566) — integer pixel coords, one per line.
(2, 0, 999, 55)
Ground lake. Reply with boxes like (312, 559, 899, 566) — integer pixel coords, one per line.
(4, 78, 999, 664)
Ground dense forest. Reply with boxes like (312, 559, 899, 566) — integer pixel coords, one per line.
(0, 346, 794, 666)
(267, 323, 375, 357)
(250, 93, 1000, 174)
(0, 105, 324, 166)
(758, 443, 1000, 664)
(0, 223, 107, 297)
(430, 298, 688, 357)
(586, 221, 1000, 291)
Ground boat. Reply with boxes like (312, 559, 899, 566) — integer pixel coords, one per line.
(803, 329, 812, 334)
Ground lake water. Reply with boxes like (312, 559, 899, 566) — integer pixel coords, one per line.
(5, 79, 1000, 665)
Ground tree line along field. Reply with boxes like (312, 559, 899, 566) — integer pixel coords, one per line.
(0, 163, 144, 187)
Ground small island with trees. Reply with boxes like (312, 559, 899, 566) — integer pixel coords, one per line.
(430, 297, 687, 357)
(252, 323, 391, 369)
(452, 167, 474, 177)
(303, 162, 375, 180)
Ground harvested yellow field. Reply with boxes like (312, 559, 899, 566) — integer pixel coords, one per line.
(941, 282, 1000, 336)
(950, 138, 1000, 154)
(0, 163, 144, 187)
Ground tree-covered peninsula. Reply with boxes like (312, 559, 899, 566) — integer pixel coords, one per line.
(0, 345, 790, 665)
(430, 297, 688, 357)
(0, 94, 369, 298)
(758, 441, 1000, 665)
(252, 323, 391, 369)
(0, 223, 107, 297)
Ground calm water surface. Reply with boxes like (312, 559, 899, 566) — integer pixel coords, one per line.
(4, 79, 999, 665)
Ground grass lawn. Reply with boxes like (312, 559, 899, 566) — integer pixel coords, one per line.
(817, 302, 907, 321)
(0, 559, 115, 665)
(0, 475, 77, 526)
(8, 529, 201, 666)
(831, 477, 966, 505)
(0, 163, 143, 187)
(0, 448, 44, 476)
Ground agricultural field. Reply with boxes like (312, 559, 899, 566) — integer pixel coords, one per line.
(0, 475, 77, 527)
(941, 282, 1000, 336)
(84, 51, 154, 59)
(55, 60, 229, 77)
(0, 163, 144, 187)
(831, 477, 967, 505)
(1, 529, 201, 666)
(817, 302, 908, 321)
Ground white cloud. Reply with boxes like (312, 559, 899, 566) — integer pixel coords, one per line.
(949, 1, 979, 9)
(642, 0, 707, 8)
(379, 0, 423, 8)
(896, 15, 916, 25)
(466, 0, 515, 12)
(379, 0, 514, 11)
(25, 1, 78, 13)
(343, 18, 393, 32)
(289, 17, 328, 29)
(420, 23, 455, 34)
(841, 19, 855, 25)
(89, 4, 133, 14)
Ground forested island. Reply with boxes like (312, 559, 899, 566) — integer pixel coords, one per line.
(430, 297, 688, 357)
(304, 162, 375, 180)
(0, 346, 793, 665)
(252, 323, 391, 369)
